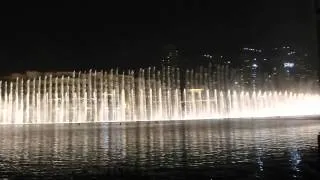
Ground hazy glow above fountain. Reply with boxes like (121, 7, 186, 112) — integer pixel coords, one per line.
(0, 65, 319, 124)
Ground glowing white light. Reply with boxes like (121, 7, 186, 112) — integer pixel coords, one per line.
(252, 63, 258, 68)
(284, 62, 294, 68)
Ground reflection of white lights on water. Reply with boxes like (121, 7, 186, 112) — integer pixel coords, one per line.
(256, 147, 264, 173)
(257, 157, 264, 172)
(290, 151, 301, 167)
(290, 149, 302, 178)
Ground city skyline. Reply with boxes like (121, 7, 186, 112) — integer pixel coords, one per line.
(0, 43, 317, 71)
(2, 42, 318, 94)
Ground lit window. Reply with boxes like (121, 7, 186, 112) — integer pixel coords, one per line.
(284, 62, 294, 68)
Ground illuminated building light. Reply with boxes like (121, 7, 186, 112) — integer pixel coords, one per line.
(288, 51, 296, 55)
(284, 63, 294, 68)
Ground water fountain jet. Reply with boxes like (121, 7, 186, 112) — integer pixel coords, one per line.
(0, 65, 319, 124)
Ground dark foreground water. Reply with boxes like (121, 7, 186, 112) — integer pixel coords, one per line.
(0, 119, 320, 179)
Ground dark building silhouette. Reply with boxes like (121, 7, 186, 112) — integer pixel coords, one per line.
(160, 44, 180, 68)
(238, 47, 265, 91)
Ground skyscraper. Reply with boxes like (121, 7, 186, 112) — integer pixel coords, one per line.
(160, 44, 179, 68)
(238, 47, 265, 90)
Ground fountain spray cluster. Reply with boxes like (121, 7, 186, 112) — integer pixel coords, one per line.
(0, 64, 319, 124)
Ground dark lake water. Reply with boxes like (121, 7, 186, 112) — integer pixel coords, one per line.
(0, 119, 320, 179)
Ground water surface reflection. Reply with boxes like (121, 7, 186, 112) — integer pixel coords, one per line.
(0, 119, 319, 179)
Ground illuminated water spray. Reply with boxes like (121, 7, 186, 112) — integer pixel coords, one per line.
(0, 65, 319, 124)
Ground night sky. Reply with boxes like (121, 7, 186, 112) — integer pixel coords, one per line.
(0, 0, 317, 75)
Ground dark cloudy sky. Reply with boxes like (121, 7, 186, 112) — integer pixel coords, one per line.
(0, 0, 317, 74)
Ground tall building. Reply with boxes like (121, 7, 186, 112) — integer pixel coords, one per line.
(238, 47, 265, 90)
(160, 44, 179, 68)
(268, 46, 317, 91)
